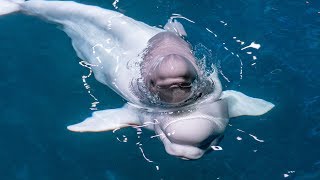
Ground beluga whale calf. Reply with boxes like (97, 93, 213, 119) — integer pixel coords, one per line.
(1, 0, 274, 160)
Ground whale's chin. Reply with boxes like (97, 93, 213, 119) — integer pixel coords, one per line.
(163, 116, 217, 146)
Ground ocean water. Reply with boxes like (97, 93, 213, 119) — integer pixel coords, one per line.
(0, 0, 319, 179)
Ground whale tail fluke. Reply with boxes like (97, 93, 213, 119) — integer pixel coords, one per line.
(0, 0, 24, 16)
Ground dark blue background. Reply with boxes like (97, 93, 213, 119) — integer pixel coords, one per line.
(0, 0, 319, 179)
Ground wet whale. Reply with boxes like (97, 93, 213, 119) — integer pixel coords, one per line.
(0, 0, 274, 159)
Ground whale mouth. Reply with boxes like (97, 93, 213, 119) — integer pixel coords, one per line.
(155, 81, 192, 89)
(148, 78, 203, 108)
(143, 53, 199, 104)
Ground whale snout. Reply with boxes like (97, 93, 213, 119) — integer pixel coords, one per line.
(160, 116, 226, 159)
(164, 117, 216, 146)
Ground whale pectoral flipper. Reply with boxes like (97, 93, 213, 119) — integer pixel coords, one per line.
(67, 104, 141, 132)
(221, 90, 275, 118)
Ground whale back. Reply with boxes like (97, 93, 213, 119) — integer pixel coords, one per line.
(61, 11, 163, 103)
(20, 0, 163, 104)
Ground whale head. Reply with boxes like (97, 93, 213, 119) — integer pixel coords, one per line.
(146, 54, 198, 104)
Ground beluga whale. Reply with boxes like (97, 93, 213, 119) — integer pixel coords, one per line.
(1, 0, 274, 160)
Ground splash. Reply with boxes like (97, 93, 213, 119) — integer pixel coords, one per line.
(170, 13, 195, 23)
(228, 124, 265, 143)
(249, 134, 264, 143)
(241, 42, 261, 50)
(112, 0, 119, 9)
(138, 146, 154, 163)
(283, 170, 295, 178)
(211, 146, 223, 151)
(206, 27, 218, 37)
(78, 60, 100, 110)
(112, 121, 161, 171)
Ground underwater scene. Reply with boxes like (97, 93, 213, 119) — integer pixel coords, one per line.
(0, 0, 319, 179)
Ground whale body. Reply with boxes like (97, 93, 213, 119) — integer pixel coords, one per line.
(0, 0, 274, 159)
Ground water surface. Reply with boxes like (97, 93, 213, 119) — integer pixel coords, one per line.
(0, 0, 319, 179)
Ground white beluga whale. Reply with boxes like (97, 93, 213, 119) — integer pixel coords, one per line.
(1, 0, 274, 160)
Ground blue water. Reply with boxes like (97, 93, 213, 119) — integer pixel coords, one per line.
(0, 0, 319, 179)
